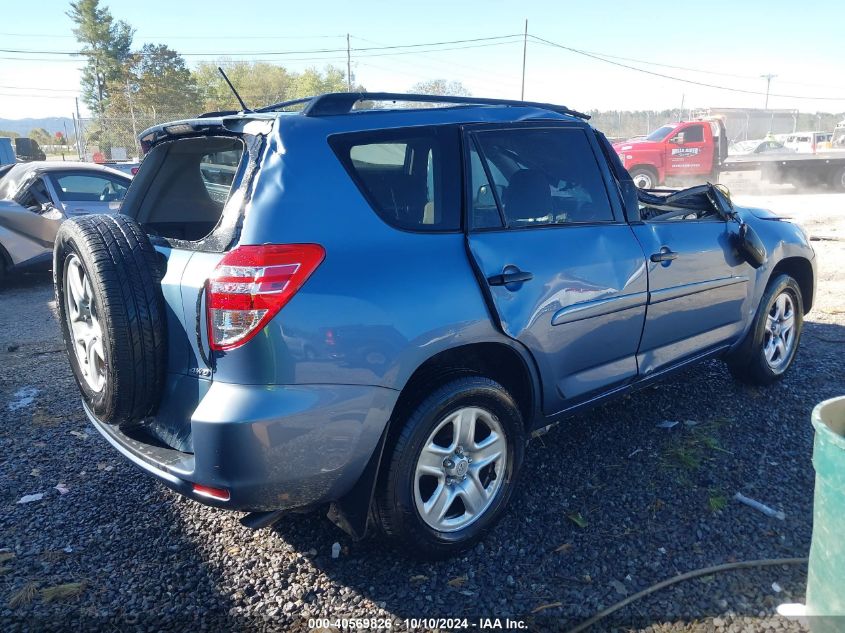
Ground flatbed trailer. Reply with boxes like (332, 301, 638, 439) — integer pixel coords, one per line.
(721, 152, 845, 191)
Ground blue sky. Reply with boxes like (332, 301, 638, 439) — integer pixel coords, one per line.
(1, 0, 844, 119)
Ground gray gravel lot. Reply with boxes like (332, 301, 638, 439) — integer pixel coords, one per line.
(1, 189, 844, 632)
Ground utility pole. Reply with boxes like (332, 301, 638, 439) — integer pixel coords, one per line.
(347, 33, 352, 92)
(126, 79, 140, 159)
(761, 73, 776, 109)
(74, 97, 84, 159)
(520, 19, 528, 100)
(678, 93, 685, 122)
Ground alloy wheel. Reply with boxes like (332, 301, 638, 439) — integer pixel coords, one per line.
(763, 291, 797, 372)
(64, 254, 106, 392)
(414, 406, 507, 532)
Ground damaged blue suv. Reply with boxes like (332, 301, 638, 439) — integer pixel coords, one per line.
(54, 93, 816, 558)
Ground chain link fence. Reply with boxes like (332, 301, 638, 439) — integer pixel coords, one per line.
(64, 108, 845, 162)
(72, 112, 196, 162)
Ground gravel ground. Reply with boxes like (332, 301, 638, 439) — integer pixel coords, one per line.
(1, 190, 844, 632)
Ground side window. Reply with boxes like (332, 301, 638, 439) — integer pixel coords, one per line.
(470, 127, 615, 228)
(51, 174, 128, 202)
(330, 126, 461, 231)
(682, 124, 704, 143)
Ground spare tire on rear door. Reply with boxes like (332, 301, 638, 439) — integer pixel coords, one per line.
(54, 214, 166, 425)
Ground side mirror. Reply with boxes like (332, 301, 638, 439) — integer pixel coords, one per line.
(671, 133, 685, 145)
(735, 222, 766, 268)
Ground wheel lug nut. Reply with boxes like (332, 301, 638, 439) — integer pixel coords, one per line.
(444, 459, 454, 468)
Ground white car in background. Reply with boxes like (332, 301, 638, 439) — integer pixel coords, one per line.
(784, 131, 833, 153)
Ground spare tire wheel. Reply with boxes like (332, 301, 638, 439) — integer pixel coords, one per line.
(54, 214, 166, 425)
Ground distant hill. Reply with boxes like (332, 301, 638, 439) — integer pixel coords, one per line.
(0, 117, 74, 137)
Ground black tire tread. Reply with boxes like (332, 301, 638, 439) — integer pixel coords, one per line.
(54, 214, 166, 424)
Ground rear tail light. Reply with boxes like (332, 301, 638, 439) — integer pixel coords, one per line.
(206, 244, 325, 351)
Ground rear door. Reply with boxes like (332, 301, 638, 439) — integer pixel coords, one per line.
(465, 122, 648, 415)
(664, 122, 712, 177)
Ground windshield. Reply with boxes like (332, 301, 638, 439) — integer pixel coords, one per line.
(645, 125, 675, 142)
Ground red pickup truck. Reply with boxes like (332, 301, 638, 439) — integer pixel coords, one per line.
(612, 119, 728, 189)
(613, 119, 845, 191)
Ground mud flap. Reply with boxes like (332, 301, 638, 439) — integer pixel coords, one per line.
(326, 423, 390, 540)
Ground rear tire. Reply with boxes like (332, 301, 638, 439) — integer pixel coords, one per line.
(54, 214, 166, 425)
(727, 274, 803, 386)
(376, 376, 525, 559)
(830, 166, 845, 192)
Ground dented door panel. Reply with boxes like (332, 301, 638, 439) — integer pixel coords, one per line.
(468, 225, 648, 414)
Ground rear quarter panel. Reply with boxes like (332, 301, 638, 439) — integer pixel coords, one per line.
(214, 115, 519, 391)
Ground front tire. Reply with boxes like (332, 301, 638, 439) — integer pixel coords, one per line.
(376, 376, 525, 559)
(629, 167, 657, 189)
(728, 274, 803, 385)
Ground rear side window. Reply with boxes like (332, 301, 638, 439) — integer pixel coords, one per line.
(470, 127, 615, 228)
(330, 126, 461, 231)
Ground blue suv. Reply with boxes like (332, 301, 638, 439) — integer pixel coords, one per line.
(54, 93, 816, 557)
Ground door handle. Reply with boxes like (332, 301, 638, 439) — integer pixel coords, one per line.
(650, 248, 678, 263)
(487, 268, 533, 286)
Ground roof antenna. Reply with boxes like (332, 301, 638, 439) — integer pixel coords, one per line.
(217, 66, 251, 112)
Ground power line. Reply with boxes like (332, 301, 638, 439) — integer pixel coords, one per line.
(0, 34, 522, 58)
(531, 34, 845, 102)
(350, 35, 519, 83)
(535, 43, 843, 90)
(0, 85, 80, 93)
(0, 31, 346, 40)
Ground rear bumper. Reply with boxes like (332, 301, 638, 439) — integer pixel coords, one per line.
(85, 381, 399, 511)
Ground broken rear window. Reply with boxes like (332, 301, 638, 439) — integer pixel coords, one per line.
(129, 137, 245, 243)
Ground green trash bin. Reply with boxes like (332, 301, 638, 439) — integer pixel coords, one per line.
(806, 396, 845, 631)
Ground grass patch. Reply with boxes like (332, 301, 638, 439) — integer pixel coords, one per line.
(40, 581, 86, 603)
(8, 582, 38, 608)
(708, 493, 729, 512)
(661, 421, 731, 473)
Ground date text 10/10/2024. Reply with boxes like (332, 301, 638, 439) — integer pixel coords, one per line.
(307, 617, 528, 630)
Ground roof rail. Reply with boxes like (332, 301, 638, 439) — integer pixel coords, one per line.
(254, 97, 317, 114)
(258, 92, 590, 120)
